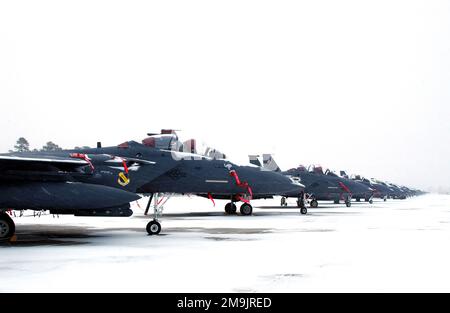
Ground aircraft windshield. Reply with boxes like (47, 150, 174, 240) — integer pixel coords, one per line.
(308, 165, 324, 174)
(141, 130, 227, 160)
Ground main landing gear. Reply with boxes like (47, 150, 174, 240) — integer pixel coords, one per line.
(240, 203, 253, 216)
(224, 202, 253, 216)
(0, 212, 15, 240)
(225, 202, 237, 215)
(144, 193, 169, 235)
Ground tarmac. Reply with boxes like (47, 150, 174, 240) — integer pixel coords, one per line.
(1, 194, 449, 292)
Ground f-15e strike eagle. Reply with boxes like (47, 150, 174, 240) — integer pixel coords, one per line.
(0, 130, 303, 240)
(250, 154, 374, 208)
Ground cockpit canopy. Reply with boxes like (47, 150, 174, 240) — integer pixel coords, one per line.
(142, 134, 180, 150)
(140, 130, 227, 159)
(308, 165, 324, 175)
(297, 165, 307, 172)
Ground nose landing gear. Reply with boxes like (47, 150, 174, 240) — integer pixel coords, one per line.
(146, 220, 162, 235)
(145, 193, 170, 236)
(345, 195, 352, 208)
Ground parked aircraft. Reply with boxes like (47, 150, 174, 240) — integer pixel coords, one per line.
(250, 155, 373, 208)
(0, 131, 303, 239)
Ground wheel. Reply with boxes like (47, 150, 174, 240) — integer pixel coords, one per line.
(334, 199, 340, 204)
(300, 207, 308, 215)
(346, 201, 352, 208)
(356, 198, 361, 202)
(369, 199, 373, 204)
(310, 200, 319, 208)
(281, 197, 287, 206)
(296, 200, 304, 208)
(225, 203, 237, 215)
(384, 197, 387, 202)
(146, 220, 161, 235)
(0, 213, 15, 240)
(240, 203, 253, 216)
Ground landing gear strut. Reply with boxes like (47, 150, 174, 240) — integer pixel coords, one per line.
(0, 212, 15, 240)
(145, 193, 169, 235)
(365, 197, 374, 204)
(281, 197, 287, 207)
(345, 197, 352, 207)
(297, 192, 307, 215)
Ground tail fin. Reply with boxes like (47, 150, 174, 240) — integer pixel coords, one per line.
(262, 154, 281, 172)
(248, 155, 262, 167)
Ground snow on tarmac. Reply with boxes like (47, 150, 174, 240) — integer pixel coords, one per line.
(1, 194, 450, 293)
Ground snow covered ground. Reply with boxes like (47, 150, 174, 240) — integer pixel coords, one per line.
(1, 194, 450, 293)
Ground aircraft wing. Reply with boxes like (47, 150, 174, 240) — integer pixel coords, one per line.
(0, 154, 90, 181)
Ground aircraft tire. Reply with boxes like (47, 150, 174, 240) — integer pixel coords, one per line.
(310, 200, 319, 208)
(0, 213, 15, 240)
(346, 201, 352, 208)
(225, 203, 237, 215)
(240, 203, 253, 216)
(300, 207, 308, 215)
(146, 220, 161, 235)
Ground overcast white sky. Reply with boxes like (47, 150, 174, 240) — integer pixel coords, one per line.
(0, 0, 449, 191)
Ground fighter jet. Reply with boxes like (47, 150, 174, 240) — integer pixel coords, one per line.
(0, 154, 143, 240)
(250, 155, 374, 208)
(386, 183, 408, 199)
(283, 165, 353, 208)
(121, 132, 305, 223)
(345, 174, 391, 201)
(322, 169, 375, 204)
(0, 131, 303, 239)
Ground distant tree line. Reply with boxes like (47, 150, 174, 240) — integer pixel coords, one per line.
(9, 137, 90, 153)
